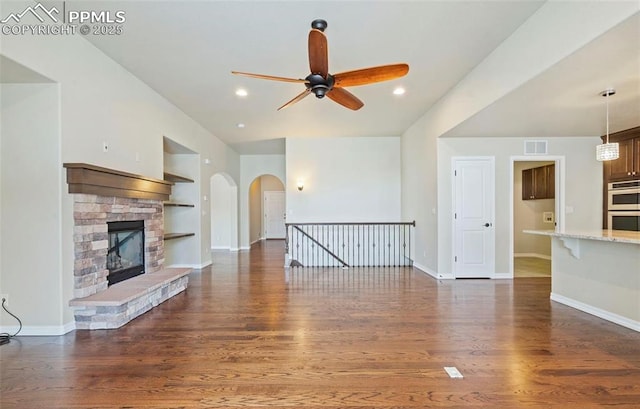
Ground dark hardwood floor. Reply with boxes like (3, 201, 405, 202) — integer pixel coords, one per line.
(2, 240, 640, 408)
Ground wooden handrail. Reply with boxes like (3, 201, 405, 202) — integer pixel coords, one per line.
(292, 225, 349, 267)
(286, 221, 415, 227)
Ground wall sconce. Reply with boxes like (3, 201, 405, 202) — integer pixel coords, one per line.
(296, 179, 304, 191)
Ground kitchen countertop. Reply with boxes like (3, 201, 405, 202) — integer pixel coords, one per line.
(523, 229, 640, 245)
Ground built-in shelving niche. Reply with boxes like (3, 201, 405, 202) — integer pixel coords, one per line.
(163, 137, 199, 266)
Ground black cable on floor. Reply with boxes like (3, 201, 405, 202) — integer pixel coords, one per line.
(0, 298, 22, 346)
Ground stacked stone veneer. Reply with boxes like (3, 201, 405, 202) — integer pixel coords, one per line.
(72, 194, 164, 298)
(71, 268, 190, 330)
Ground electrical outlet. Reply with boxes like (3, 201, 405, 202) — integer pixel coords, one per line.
(1, 294, 8, 307)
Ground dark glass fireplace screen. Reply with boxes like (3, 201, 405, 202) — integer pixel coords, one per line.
(107, 220, 145, 285)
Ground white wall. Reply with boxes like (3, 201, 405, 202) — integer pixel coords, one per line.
(1, 31, 239, 333)
(551, 237, 640, 330)
(437, 137, 602, 278)
(239, 155, 285, 248)
(211, 173, 235, 250)
(513, 161, 554, 257)
(401, 115, 439, 276)
(0, 84, 63, 332)
(286, 137, 401, 223)
(249, 177, 262, 244)
(398, 0, 636, 279)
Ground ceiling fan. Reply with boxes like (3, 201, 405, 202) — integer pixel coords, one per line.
(232, 19, 409, 111)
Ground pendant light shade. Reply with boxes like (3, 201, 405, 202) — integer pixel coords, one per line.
(596, 142, 619, 161)
(596, 88, 619, 161)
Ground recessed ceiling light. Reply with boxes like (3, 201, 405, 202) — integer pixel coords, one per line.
(236, 123, 246, 128)
(235, 88, 248, 97)
(393, 87, 406, 96)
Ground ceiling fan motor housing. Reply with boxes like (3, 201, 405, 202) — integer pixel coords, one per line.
(306, 73, 334, 98)
(311, 19, 327, 32)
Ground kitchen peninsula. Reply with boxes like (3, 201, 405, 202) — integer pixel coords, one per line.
(525, 229, 640, 332)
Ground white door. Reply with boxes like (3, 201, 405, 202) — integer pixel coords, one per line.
(264, 191, 286, 239)
(453, 157, 495, 278)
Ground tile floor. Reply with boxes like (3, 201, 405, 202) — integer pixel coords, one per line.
(514, 256, 551, 278)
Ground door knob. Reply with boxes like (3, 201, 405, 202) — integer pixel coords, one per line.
(484, 223, 492, 227)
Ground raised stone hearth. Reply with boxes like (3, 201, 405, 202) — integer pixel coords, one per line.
(70, 267, 190, 329)
(64, 163, 190, 329)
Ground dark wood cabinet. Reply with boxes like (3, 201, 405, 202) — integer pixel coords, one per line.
(522, 164, 555, 200)
(522, 168, 534, 200)
(601, 127, 640, 229)
(546, 164, 555, 199)
(635, 137, 640, 176)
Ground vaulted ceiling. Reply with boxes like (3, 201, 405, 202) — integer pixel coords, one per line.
(61, 1, 640, 153)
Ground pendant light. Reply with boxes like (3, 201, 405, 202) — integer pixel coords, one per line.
(596, 88, 619, 161)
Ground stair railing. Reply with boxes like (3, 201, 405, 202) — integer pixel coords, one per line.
(285, 221, 415, 268)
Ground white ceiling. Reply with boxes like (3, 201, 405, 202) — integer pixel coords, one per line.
(11, 1, 634, 154)
(74, 0, 548, 153)
(444, 11, 640, 139)
(0, 55, 54, 83)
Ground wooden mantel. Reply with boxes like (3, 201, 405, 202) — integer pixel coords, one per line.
(63, 163, 173, 201)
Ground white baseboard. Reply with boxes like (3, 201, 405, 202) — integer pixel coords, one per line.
(493, 273, 512, 279)
(1, 321, 76, 336)
(514, 253, 551, 260)
(167, 260, 211, 269)
(550, 292, 640, 333)
(250, 238, 263, 246)
(413, 262, 453, 280)
(211, 246, 230, 250)
(238, 246, 250, 251)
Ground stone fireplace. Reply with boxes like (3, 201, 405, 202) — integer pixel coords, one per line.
(72, 194, 164, 298)
(65, 163, 191, 329)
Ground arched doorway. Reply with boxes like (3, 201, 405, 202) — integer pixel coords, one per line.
(210, 173, 238, 250)
(249, 175, 285, 244)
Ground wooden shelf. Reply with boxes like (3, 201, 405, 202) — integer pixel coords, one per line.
(163, 172, 194, 183)
(164, 233, 195, 241)
(63, 163, 173, 201)
(164, 202, 195, 208)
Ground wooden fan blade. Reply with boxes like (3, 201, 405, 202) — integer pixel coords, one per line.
(326, 87, 364, 111)
(308, 29, 328, 78)
(278, 89, 312, 111)
(333, 63, 409, 87)
(231, 71, 307, 83)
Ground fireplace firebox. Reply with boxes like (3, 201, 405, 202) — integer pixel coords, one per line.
(107, 220, 145, 285)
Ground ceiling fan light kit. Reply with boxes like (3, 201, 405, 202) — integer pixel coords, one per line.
(232, 19, 409, 111)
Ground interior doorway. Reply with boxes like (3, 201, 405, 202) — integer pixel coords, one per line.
(510, 157, 563, 278)
(248, 175, 285, 244)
